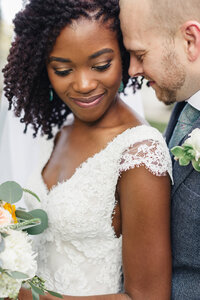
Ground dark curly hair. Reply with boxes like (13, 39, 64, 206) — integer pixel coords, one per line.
(3, 0, 142, 138)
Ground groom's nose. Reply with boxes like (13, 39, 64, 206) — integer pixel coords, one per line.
(128, 55, 144, 77)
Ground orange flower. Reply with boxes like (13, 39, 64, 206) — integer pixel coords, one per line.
(3, 203, 18, 224)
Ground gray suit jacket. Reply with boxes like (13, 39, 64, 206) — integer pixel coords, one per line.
(165, 102, 200, 299)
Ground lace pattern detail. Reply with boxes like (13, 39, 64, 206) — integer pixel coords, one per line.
(25, 124, 172, 296)
(120, 140, 170, 176)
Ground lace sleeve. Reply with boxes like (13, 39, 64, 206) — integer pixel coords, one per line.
(119, 139, 172, 178)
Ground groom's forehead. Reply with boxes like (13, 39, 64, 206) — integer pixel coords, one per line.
(120, 0, 152, 34)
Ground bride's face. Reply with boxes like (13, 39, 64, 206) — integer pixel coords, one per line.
(47, 18, 122, 123)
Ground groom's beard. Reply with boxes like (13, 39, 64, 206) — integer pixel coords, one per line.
(153, 49, 186, 105)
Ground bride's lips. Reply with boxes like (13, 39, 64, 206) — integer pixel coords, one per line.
(70, 93, 105, 108)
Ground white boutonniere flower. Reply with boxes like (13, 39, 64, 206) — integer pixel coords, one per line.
(171, 128, 200, 172)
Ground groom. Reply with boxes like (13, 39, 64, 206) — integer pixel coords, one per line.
(119, 0, 200, 299)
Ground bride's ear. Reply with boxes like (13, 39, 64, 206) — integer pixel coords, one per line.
(181, 21, 200, 62)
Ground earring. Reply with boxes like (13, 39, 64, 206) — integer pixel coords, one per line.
(49, 86, 54, 102)
(118, 81, 124, 93)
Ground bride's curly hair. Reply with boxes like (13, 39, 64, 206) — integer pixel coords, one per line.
(3, 0, 142, 138)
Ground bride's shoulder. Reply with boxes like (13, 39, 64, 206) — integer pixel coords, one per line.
(118, 124, 166, 146)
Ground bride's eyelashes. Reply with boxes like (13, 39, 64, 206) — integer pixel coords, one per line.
(53, 61, 112, 77)
(54, 69, 72, 76)
(92, 61, 112, 71)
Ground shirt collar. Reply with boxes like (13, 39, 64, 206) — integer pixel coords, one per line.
(187, 90, 200, 111)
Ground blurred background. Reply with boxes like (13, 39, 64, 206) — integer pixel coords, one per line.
(0, 0, 173, 133)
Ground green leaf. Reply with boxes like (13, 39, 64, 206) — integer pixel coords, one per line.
(29, 282, 45, 295)
(0, 181, 23, 204)
(25, 209, 48, 235)
(1, 233, 9, 238)
(7, 270, 29, 280)
(192, 159, 200, 172)
(23, 188, 41, 202)
(0, 237, 5, 253)
(171, 146, 184, 158)
(16, 210, 34, 220)
(182, 144, 194, 150)
(179, 156, 190, 166)
(47, 290, 63, 298)
(31, 288, 40, 300)
(0, 297, 5, 300)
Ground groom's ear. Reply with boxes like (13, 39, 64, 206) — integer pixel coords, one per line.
(181, 21, 200, 62)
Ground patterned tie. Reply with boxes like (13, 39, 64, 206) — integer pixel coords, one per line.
(168, 103, 200, 150)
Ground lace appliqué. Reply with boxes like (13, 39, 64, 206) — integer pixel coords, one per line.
(120, 140, 170, 177)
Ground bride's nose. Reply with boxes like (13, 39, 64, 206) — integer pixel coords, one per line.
(72, 70, 98, 94)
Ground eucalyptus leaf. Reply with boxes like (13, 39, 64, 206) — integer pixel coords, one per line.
(29, 282, 45, 295)
(47, 290, 63, 298)
(7, 270, 29, 280)
(0, 298, 5, 300)
(23, 188, 41, 202)
(179, 156, 190, 166)
(171, 146, 184, 158)
(25, 209, 48, 235)
(1, 233, 9, 238)
(31, 288, 40, 300)
(0, 181, 23, 204)
(16, 210, 34, 220)
(192, 159, 200, 172)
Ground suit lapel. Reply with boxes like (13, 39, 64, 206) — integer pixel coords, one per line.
(172, 115, 200, 196)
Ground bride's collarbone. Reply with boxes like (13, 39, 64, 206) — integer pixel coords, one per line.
(42, 122, 138, 190)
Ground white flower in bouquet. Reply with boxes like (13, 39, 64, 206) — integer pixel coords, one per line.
(0, 230, 37, 278)
(0, 230, 37, 298)
(0, 272, 21, 299)
(0, 181, 62, 299)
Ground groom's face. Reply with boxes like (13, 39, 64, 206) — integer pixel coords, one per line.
(119, 0, 186, 104)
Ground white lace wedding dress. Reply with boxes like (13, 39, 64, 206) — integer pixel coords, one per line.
(25, 124, 172, 296)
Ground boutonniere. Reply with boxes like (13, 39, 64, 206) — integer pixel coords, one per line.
(171, 128, 200, 172)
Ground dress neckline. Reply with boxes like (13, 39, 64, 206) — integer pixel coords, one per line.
(40, 125, 146, 194)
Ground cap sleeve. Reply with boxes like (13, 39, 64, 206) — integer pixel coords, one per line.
(119, 139, 172, 180)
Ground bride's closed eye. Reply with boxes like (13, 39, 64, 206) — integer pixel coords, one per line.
(54, 69, 72, 76)
(92, 61, 112, 71)
(53, 60, 112, 77)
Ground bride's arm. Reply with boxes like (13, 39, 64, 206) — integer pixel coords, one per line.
(19, 164, 171, 300)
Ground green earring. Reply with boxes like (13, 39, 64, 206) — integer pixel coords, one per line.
(49, 86, 53, 102)
(118, 81, 124, 93)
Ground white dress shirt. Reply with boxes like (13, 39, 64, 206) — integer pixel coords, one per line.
(187, 90, 200, 111)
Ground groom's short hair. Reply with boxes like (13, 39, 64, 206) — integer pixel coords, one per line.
(149, 0, 200, 36)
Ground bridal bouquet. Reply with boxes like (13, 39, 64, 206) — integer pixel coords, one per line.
(0, 181, 62, 300)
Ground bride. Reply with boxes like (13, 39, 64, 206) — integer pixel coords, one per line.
(3, 0, 172, 299)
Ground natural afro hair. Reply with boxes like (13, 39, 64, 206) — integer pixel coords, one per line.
(3, 0, 141, 138)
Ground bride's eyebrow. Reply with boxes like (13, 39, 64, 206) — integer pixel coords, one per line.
(48, 57, 71, 63)
(89, 48, 114, 59)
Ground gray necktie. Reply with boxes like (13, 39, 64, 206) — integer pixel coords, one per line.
(168, 103, 200, 150)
